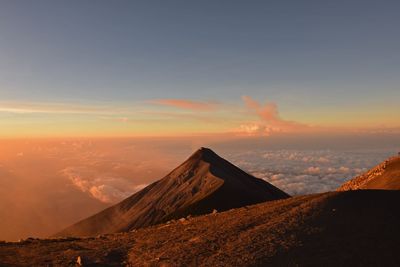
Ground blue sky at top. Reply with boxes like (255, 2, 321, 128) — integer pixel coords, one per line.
(0, 0, 399, 133)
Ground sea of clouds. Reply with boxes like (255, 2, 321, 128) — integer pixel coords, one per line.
(2, 139, 396, 205)
(57, 140, 397, 201)
(222, 149, 395, 195)
(0, 138, 397, 240)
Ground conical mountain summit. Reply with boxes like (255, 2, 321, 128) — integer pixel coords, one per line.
(56, 147, 289, 237)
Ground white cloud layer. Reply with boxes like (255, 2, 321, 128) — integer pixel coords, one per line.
(223, 149, 394, 195)
(58, 140, 396, 200)
(61, 167, 143, 203)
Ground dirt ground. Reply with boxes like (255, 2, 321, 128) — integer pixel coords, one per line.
(1, 190, 400, 267)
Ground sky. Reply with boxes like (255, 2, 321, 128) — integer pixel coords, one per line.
(0, 0, 399, 137)
(0, 1, 399, 240)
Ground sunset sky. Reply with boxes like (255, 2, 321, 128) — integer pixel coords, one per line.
(1, 1, 399, 137)
(1, 1, 400, 242)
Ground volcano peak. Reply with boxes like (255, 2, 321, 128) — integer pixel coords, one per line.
(55, 148, 289, 237)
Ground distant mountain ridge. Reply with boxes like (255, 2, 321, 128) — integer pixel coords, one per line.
(338, 155, 400, 191)
(55, 147, 289, 237)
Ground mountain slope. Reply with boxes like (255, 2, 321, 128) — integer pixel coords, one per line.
(55, 147, 289, 237)
(338, 155, 400, 191)
(2, 190, 400, 266)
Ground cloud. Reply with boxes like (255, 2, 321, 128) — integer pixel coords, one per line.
(242, 96, 279, 121)
(239, 96, 310, 135)
(224, 148, 394, 195)
(0, 138, 396, 241)
(150, 99, 217, 111)
(352, 126, 400, 134)
(0, 102, 128, 115)
(88, 185, 132, 204)
(116, 117, 129, 123)
(305, 166, 321, 175)
(236, 123, 284, 136)
(138, 110, 223, 123)
(61, 167, 147, 203)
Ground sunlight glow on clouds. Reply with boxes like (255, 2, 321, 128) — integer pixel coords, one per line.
(238, 96, 311, 135)
(1, 96, 399, 138)
(0, 102, 129, 115)
(0, 138, 397, 241)
(149, 99, 218, 111)
(61, 167, 141, 203)
(224, 148, 395, 195)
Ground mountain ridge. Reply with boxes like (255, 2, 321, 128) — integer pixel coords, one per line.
(55, 147, 289, 237)
(338, 155, 400, 191)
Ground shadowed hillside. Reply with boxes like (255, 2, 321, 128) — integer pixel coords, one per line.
(1, 190, 400, 266)
(55, 148, 289, 237)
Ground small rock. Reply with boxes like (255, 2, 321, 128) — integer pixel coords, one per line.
(189, 236, 201, 243)
(155, 256, 169, 261)
(212, 209, 218, 214)
(179, 218, 186, 223)
(76, 256, 83, 266)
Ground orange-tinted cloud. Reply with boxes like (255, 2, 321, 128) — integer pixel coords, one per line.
(0, 102, 127, 115)
(242, 96, 280, 121)
(150, 99, 217, 111)
(240, 96, 310, 135)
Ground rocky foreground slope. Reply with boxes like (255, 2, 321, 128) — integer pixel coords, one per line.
(338, 155, 400, 191)
(56, 148, 289, 237)
(1, 190, 400, 266)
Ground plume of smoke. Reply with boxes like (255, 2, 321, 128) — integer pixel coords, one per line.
(240, 96, 310, 135)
